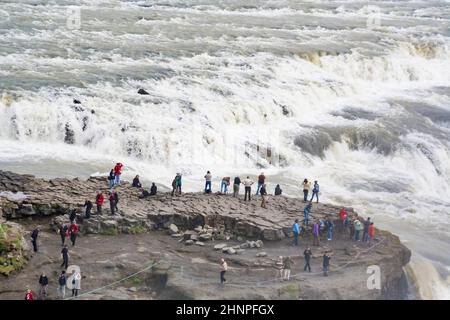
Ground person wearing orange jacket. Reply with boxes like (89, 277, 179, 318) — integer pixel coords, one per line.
(113, 162, 123, 185)
(368, 222, 375, 245)
(69, 223, 79, 246)
(96, 191, 104, 214)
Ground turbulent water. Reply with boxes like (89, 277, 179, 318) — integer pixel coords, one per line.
(1, 0, 450, 299)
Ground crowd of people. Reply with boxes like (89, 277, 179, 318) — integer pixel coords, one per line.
(24, 163, 376, 298)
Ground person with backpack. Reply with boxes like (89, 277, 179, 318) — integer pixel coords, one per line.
(25, 288, 34, 300)
(39, 273, 49, 297)
(310, 181, 320, 203)
(108, 169, 115, 189)
(283, 256, 294, 281)
(304, 247, 312, 272)
(113, 163, 123, 186)
(96, 191, 104, 215)
(256, 172, 266, 195)
(84, 199, 93, 219)
(69, 223, 79, 246)
(175, 173, 182, 195)
(242, 176, 254, 201)
(221, 176, 231, 194)
(233, 176, 241, 197)
(57, 271, 67, 299)
(292, 219, 300, 246)
(61, 244, 69, 270)
(354, 219, 363, 241)
(326, 217, 334, 241)
(323, 253, 331, 276)
(204, 171, 212, 193)
(363, 217, 371, 243)
(303, 201, 312, 226)
(59, 224, 68, 246)
(312, 221, 320, 246)
(31, 228, 39, 253)
(302, 179, 311, 202)
(260, 183, 268, 208)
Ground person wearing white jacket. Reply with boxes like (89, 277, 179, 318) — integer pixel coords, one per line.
(242, 176, 254, 201)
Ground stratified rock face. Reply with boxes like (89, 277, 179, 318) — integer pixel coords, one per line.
(0, 170, 412, 299)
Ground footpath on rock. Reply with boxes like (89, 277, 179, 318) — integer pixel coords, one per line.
(0, 170, 411, 300)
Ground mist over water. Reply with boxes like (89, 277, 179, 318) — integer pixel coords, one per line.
(1, 0, 450, 298)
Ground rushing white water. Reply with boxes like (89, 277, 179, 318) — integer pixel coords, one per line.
(1, 0, 450, 299)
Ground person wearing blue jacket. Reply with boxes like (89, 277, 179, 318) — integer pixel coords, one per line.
(310, 181, 320, 203)
(326, 218, 334, 241)
(292, 219, 300, 246)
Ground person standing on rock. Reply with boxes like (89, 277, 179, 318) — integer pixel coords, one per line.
(312, 221, 320, 246)
(113, 162, 123, 186)
(96, 191, 104, 215)
(113, 190, 119, 212)
(132, 175, 142, 188)
(274, 184, 282, 196)
(323, 253, 331, 276)
(292, 219, 300, 246)
(221, 176, 231, 194)
(304, 247, 312, 272)
(362, 217, 371, 243)
(275, 256, 284, 280)
(303, 201, 312, 226)
(302, 179, 311, 202)
(256, 172, 266, 195)
(38, 273, 49, 298)
(69, 209, 77, 224)
(108, 169, 115, 189)
(69, 223, 79, 246)
(150, 182, 157, 196)
(61, 244, 69, 270)
(57, 271, 67, 299)
(283, 256, 293, 281)
(108, 192, 116, 215)
(84, 199, 93, 219)
(242, 176, 254, 201)
(339, 208, 347, 231)
(233, 176, 241, 197)
(59, 224, 68, 246)
(368, 222, 375, 246)
(260, 183, 268, 208)
(310, 181, 320, 203)
(24, 288, 34, 300)
(171, 175, 177, 196)
(349, 218, 355, 240)
(354, 219, 363, 241)
(31, 227, 39, 253)
(71, 270, 81, 297)
(220, 258, 228, 284)
(326, 217, 334, 241)
(204, 171, 212, 193)
(175, 173, 182, 195)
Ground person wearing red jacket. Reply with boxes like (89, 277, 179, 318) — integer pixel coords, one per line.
(96, 191, 104, 214)
(69, 223, 79, 246)
(368, 222, 375, 246)
(113, 163, 123, 186)
(339, 208, 347, 230)
(25, 289, 33, 300)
